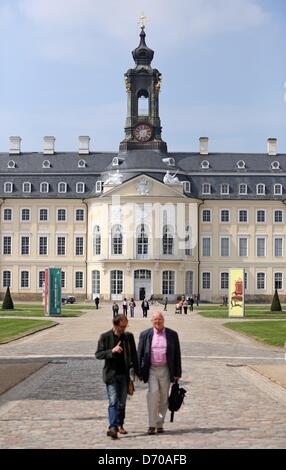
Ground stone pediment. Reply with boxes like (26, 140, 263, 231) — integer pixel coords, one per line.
(101, 174, 186, 198)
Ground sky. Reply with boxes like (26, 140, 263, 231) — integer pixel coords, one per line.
(0, 0, 285, 154)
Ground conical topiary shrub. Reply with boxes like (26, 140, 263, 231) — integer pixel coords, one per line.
(270, 289, 282, 312)
(2, 286, 14, 310)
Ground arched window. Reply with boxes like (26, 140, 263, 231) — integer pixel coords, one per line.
(93, 225, 101, 255)
(162, 225, 174, 255)
(92, 270, 100, 296)
(58, 182, 67, 193)
(138, 89, 149, 116)
(136, 224, 148, 258)
(23, 182, 31, 193)
(185, 271, 194, 295)
(111, 225, 123, 255)
(111, 270, 123, 296)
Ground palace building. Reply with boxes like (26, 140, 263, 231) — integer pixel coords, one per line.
(0, 26, 285, 303)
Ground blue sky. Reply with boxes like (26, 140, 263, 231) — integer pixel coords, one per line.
(0, 0, 285, 153)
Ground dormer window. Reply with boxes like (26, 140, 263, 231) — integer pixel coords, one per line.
(112, 157, 119, 167)
(7, 160, 16, 169)
(237, 160, 246, 169)
(239, 183, 248, 195)
(40, 182, 49, 193)
(271, 161, 280, 170)
(202, 183, 211, 195)
(201, 160, 210, 169)
(42, 160, 51, 169)
(256, 184, 265, 195)
(220, 184, 229, 195)
(183, 181, 191, 193)
(78, 159, 86, 168)
(58, 182, 67, 193)
(4, 182, 13, 193)
(76, 182, 85, 193)
(23, 182, 31, 193)
(274, 184, 282, 196)
(95, 181, 103, 194)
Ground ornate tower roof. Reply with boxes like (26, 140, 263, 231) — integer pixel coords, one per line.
(132, 26, 154, 66)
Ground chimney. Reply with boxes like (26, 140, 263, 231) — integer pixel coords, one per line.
(199, 137, 209, 155)
(9, 136, 21, 155)
(43, 136, 55, 155)
(267, 138, 277, 156)
(79, 136, 90, 155)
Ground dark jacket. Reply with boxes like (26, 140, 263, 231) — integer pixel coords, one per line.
(137, 327, 182, 383)
(95, 329, 139, 384)
(141, 300, 149, 310)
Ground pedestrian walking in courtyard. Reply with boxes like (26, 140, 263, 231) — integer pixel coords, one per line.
(95, 314, 139, 440)
(183, 299, 188, 314)
(95, 296, 100, 309)
(188, 296, 194, 312)
(178, 299, 184, 314)
(163, 296, 168, 311)
(129, 298, 136, 318)
(112, 302, 119, 318)
(122, 298, 128, 316)
(137, 312, 182, 435)
(141, 298, 150, 318)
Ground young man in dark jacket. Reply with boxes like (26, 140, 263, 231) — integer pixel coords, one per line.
(137, 312, 182, 435)
(96, 314, 138, 439)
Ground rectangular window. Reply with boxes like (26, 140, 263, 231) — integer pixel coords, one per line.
(75, 237, 84, 256)
(3, 209, 12, 221)
(274, 210, 283, 223)
(239, 237, 248, 257)
(3, 271, 11, 288)
(220, 209, 230, 223)
(257, 272, 265, 290)
(220, 184, 229, 195)
(238, 210, 248, 223)
(220, 237, 230, 257)
(38, 271, 45, 288)
(244, 272, 248, 290)
(21, 236, 30, 255)
(256, 210, 266, 223)
(57, 237, 66, 256)
(202, 237, 211, 256)
(39, 236, 48, 255)
(202, 209, 211, 223)
(57, 209, 67, 222)
(202, 272, 211, 289)
(21, 271, 29, 288)
(256, 237, 266, 257)
(274, 238, 283, 257)
(39, 209, 48, 222)
(220, 272, 229, 290)
(3, 236, 12, 255)
(75, 271, 84, 289)
(202, 183, 211, 195)
(21, 209, 30, 222)
(61, 271, 66, 288)
(162, 271, 175, 295)
(75, 209, 85, 221)
(274, 273, 283, 290)
(239, 184, 247, 195)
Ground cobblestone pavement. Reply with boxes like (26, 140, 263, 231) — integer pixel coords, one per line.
(0, 305, 285, 449)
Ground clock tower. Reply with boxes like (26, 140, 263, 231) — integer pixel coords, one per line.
(119, 25, 167, 153)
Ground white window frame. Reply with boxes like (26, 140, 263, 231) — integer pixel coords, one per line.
(256, 209, 266, 224)
(185, 271, 194, 296)
(273, 209, 283, 224)
(56, 235, 67, 256)
(76, 182, 85, 194)
(201, 272, 211, 290)
(256, 272, 266, 291)
(2, 270, 12, 288)
(220, 236, 230, 257)
(220, 184, 229, 195)
(237, 160, 246, 169)
(20, 235, 30, 256)
(110, 270, 124, 296)
(95, 181, 103, 193)
(220, 209, 230, 223)
(271, 161, 280, 170)
(274, 184, 282, 196)
(42, 160, 51, 168)
(161, 270, 176, 296)
(21, 208, 31, 223)
(7, 160, 16, 169)
(92, 270, 101, 296)
(238, 236, 249, 257)
(4, 182, 13, 193)
(22, 182, 31, 193)
(274, 272, 283, 291)
(273, 236, 283, 257)
(201, 160, 210, 169)
(20, 270, 30, 289)
(256, 184, 265, 195)
(61, 271, 66, 289)
(38, 208, 49, 223)
(220, 272, 229, 290)
(75, 208, 85, 222)
(239, 183, 248, 195)
(74, 235, 85, 256)
(202, 209, 212, 223)
(78, 159, 86, 168)
(202, 183, 211, 195)
(2, 235, 12, 255)
(57, 208, 67, 222)
(38, 235, 49, 256)
(201, 236, 212, 257)
(38, 270, 45, 289)
(183, 181, 191, 193)
(58, 182, 67, 194)
(75, 271, 84, 289)
(3, 208, 13, 222)
(40, 182, 49, 193)
(256, 236, 266, 257)
(238, 209, 248, 224)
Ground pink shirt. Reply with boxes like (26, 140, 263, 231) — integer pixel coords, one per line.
(151, 328, 167, 366)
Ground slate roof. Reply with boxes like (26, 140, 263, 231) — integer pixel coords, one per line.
(0, 149, 286, 200)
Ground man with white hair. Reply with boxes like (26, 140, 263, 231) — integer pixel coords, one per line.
(137, 312, 182, 434)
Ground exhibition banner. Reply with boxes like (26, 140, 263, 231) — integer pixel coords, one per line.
(229, 269, 245, 318)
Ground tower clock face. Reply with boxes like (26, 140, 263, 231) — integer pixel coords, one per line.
(134, 124, 152, 142)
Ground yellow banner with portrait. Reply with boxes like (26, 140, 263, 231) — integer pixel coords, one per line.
(229, 269, 245, 318)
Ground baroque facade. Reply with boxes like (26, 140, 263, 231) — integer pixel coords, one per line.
(0, 27, 285, 302)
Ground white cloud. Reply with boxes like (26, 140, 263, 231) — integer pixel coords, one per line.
(17, 0, 269, 63)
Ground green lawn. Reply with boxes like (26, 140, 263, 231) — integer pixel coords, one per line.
(197, 305, 286, 319)
(0, 302, 90, 317)
(224, 320, 286, 347)
(0, 319, 57, 343)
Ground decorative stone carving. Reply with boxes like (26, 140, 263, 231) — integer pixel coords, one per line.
(163, 170, 183, 185)
(104, 170, 123, 186)
(136, 178, 151, 196)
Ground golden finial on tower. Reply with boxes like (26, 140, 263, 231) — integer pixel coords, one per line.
(139, 13, 147, 29)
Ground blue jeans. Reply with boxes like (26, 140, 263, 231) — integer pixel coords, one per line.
(106, 375, 128, 430)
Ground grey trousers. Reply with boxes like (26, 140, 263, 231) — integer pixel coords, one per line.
(147, 365, 170, 428)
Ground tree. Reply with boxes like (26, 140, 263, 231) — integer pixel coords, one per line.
(2, 286, 14, 310)
(270, 289, 282, 312)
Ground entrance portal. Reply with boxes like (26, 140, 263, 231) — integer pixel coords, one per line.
(134, 270, 151, 300)
(139, 287, 146, 300)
